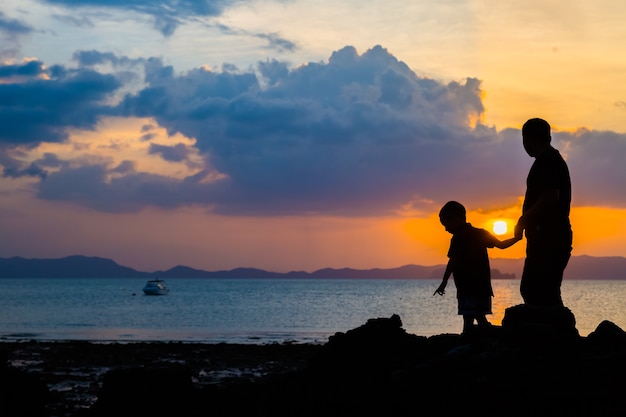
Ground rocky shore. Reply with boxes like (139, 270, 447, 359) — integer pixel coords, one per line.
(3, 304, 626, 416)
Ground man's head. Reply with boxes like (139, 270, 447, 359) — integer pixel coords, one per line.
(439, 201, 466, 234)
(522, 118, 551, 157)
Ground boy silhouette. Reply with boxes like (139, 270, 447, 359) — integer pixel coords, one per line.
(434, 201, 521, 334)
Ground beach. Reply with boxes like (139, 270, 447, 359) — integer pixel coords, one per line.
(4, 307, 626, 417)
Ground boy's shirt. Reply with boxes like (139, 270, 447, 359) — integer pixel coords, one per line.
(448, 222, 499, 298)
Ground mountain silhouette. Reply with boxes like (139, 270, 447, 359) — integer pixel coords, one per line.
(0, 254, 624, 279)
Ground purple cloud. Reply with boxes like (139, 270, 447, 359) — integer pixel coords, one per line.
(2, 45, 624, 215)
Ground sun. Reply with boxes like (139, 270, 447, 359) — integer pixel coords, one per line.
(493, 220, 508, 235)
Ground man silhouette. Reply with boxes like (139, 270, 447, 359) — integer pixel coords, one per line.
(515, 118, 573, 307)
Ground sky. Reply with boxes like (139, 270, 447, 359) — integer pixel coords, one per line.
(1, 0, 625, 273)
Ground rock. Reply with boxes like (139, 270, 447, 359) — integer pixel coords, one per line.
(587, 320, 626, 350)
(89, 365, 195, 416)
(501, 303, 580, 346)
(314, 314, 427, 371)
(0, 350, 48, 417)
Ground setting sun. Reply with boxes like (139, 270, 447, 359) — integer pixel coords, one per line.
(493, 220, 508, 235)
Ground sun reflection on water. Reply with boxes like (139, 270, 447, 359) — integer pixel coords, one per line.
(491, 280, 523, 326)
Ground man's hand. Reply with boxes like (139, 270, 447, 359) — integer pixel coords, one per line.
(514, 217, 524, 240)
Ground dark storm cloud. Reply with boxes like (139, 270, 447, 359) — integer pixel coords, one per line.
(108, 45, 529, 214)
(0, 151, 62, 180)
(3, 161, 48, 180)
(41, 0, 240, 36)
(0, 62, 121, 145)
(5, 45, 626, 215)
(149, 143, 193, 162)
(0, 60, 45, 78)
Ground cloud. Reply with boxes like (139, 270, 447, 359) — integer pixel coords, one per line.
(2, 45, 626, 216)
(0, 62, 121, 145)
(0, 60, 45, 79)
(149, 142, 193, 162)
(58, 45, 522, 215)
(35, 161, 215, 212)
(0, 12, 34, 58)
(253, 32, 298, 53)
(0, 12, 33, 36)
(41, 0, 239, 36)
(51, 13, 94, 28)
(0, 150, 62, 180)
(560, 129, 626, 208)
(72, 50, 143, 68)
(200, 21, 298, 54)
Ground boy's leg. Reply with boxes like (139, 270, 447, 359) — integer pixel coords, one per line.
(462, 315, 474, 334)
(476, 315, 490, 327)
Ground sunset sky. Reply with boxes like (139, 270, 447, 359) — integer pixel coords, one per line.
(1, 0, 625, 273)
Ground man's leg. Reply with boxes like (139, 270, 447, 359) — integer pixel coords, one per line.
(521, 255, 542, 305)
(522, 248, 570, 307)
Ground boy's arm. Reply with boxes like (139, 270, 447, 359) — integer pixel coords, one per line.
(434, 259, 454, 296)
(493, 236, 522, 249)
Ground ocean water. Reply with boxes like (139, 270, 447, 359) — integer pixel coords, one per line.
(0, 278, 624, 344)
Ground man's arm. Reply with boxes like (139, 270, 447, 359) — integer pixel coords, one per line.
(516, 189, 560, 234)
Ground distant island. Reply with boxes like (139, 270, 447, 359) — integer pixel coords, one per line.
(0, 254, 625, 279)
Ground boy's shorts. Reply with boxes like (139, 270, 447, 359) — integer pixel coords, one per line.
(458, 296, 492, 315)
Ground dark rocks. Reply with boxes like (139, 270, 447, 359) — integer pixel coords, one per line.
(89, 365, 195, 416)
(319, 313, 427, 368)
(85, 314, 626, 416)
(246, 313, 626, 417)
(0, 349, 49, 417)
(586, 319, 626, 349)
(502, 303, 580, 347)
(6, 312, 626, 417)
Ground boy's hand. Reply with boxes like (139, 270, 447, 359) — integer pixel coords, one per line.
(433, 284, 446, 296)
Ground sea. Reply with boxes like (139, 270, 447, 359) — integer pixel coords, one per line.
(0, 278, 624, 344)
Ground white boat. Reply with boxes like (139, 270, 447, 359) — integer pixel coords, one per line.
(142, 279, 170, 295)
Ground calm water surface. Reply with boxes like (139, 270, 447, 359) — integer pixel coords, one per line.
(0, 278, 623, 344)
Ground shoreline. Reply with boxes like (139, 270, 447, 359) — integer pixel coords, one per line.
(4, 307, 626, 416)
(0, 331, 334, 345)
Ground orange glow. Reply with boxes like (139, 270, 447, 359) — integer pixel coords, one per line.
(570, 206, 626, 257)
(1, 155, 625, 273)
(31, 117, 205, 180)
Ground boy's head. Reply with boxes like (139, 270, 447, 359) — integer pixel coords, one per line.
(439, 201, 466, 234)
